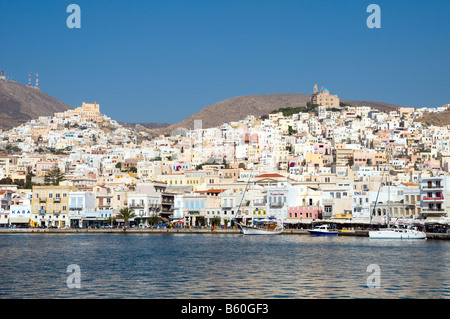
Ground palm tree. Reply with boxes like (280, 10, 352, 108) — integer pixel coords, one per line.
(196, 216, 205, 227)
(117, 207, 136, 228)
(211, 216, 221, 227)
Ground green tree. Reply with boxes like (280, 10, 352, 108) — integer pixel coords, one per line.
(128, 166, 137, 173)
(24, 168, 34, 189)
(116, 207, 136, 228)
(44, 167, 65, 186)
(147, 216, 161, 227)
(288, 126, 297, 136)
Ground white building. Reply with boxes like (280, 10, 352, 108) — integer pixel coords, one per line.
(69, 191, 96, 228)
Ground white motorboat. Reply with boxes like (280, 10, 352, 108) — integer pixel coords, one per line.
(369, 226, 426, 239)
(308, 224, 338, 236)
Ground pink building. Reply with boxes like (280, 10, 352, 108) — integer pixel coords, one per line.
(288, 206, 322, 220)
(352, 151, 375, 166)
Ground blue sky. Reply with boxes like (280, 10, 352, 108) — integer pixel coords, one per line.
(0, 0, 449, 124)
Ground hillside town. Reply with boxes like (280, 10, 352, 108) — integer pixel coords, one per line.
(1, 87, 450, 231)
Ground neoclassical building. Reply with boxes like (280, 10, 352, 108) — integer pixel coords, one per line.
(311, 84, 340, 108)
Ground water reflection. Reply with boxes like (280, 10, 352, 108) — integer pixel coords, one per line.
(0, 234, 448, 298)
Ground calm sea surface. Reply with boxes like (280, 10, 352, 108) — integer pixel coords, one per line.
(0, 233, 449, 299)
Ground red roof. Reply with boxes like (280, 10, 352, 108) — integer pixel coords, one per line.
(195, 189, 227, 194)
(255, 173, 285, 179)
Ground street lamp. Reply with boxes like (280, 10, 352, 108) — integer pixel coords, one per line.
(139, 211, 144, 228)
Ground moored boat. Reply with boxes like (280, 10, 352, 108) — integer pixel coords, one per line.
(369, 226, 426, 239)
(239, 219, 283, 235)
(368, 152, 426, 240)
(308, 224, 338, 236)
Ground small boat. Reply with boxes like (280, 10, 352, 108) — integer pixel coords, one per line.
(239, 219, 284, 235)
(308, 224, 338, 236)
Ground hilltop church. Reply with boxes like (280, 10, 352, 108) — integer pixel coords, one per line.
(311, 84, 340, 108)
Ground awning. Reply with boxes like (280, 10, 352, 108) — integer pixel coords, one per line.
(283, 219, 313, 224)
(10, 217, 30, 224)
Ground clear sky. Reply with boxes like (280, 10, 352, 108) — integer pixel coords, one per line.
(0, 0, 449, 124)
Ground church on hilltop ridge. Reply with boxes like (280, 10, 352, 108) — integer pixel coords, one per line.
(311, 84, 340, 108)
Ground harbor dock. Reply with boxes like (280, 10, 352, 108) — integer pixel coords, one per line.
(1, 227, 449, 239)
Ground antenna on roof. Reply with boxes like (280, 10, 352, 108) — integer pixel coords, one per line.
(28, 72, 31, 86)
(35, 72, 39, 89)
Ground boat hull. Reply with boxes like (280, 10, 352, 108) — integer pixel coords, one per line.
(240, 224, 283, 235)
(308, 230, 338, 236)
(369, 229, 426, 239)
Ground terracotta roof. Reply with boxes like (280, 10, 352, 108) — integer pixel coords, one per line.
(401, 183, 418, 187)
(195, 189, 227, 194)
(255, 173, 286, 178)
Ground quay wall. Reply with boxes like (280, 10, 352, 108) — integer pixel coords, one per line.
(1, 228, 449, 239)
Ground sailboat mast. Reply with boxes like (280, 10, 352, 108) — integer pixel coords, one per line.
(387, 150, 391, 228)
(234, 168, 254, 220)
(251, 179, 254, 223)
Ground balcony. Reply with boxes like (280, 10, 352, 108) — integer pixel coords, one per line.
(254, 203, 267, 207)
(129, 203, 144, 208)
(270, 202, 284, 208)
(422, 208, 445, 214)
(39, 209, 46, 215)
(422, 197, 444, 202)
(422, 184, 444, 190)
(162, 206, 174, 213)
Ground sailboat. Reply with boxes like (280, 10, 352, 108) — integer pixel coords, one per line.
(234, 169, 284, 235)
(239, 217, 284, 235)
(368, 152, 426, 239)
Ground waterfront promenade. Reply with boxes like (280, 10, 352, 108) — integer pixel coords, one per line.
(1, 227, 449, 239)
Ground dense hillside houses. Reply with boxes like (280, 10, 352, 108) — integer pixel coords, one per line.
(0, 98, 449, 229)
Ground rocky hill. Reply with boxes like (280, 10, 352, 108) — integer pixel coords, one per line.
(161, 93, 405, 132)
(417, 110, 450, 127)
(0, 79, 72, 130)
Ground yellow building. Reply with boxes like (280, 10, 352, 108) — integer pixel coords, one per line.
(158, 173, 186, 187)
(305, 152, 324, 167)
(30, 185, 77, 228)
(184, 171, 206, 191)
